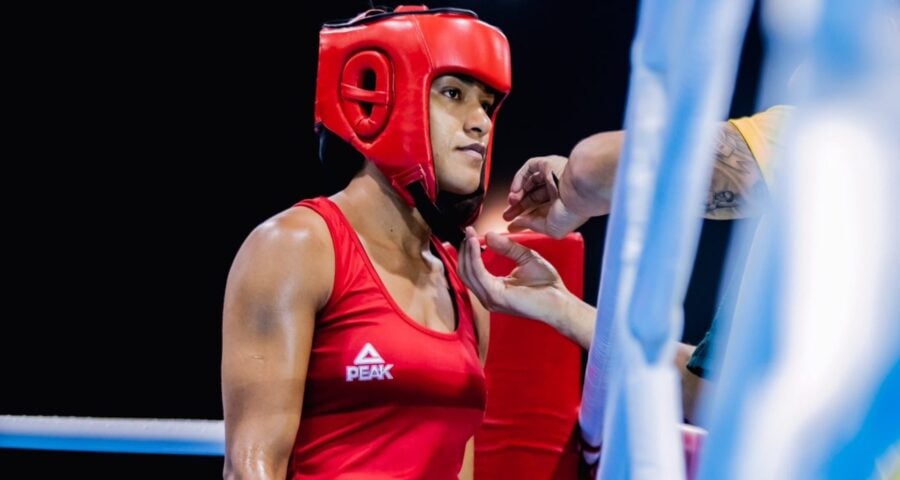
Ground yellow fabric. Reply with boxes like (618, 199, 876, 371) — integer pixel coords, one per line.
(728, 105, 794, 186)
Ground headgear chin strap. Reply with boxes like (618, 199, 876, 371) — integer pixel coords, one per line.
(410, 169, 487, 246)
(314, 5, 512, 244)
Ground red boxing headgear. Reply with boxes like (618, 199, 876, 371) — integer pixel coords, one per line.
(314, 5, 512, 206)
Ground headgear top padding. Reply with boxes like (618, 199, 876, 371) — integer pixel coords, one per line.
(315, 5, 512, 206)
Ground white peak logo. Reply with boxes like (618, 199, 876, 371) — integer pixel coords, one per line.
(346, 342, 394, 382)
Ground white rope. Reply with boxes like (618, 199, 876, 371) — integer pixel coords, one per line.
(0, 414, 706, 459)
(0, 415, 224, 455)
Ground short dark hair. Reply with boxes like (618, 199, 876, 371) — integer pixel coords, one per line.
(316, 127, 365, 193)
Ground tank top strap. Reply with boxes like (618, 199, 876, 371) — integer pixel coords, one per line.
(294, 197, 358, 312)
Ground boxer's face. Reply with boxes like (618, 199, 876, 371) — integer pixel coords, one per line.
(429, 74, 496, 195)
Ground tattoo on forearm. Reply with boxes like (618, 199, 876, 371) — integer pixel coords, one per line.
(704, 122, 768, 219)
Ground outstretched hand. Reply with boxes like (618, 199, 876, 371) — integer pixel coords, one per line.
(503, 155, 589, 239)
(504, 155, 566, 220)
(457, 227, 569, 327)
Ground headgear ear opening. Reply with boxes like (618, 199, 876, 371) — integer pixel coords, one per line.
(340, 51, 393, 140)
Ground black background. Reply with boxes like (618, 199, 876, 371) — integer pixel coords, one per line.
(3, 0, 762, 476)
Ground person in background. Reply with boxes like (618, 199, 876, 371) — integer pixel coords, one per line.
(457, 106, 792, 423)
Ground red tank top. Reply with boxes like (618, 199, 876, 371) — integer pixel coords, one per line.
(287, 197, 486, 479)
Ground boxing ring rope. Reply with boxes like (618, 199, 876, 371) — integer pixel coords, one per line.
(0, 412, 705, 473)
(0, 415, 224, 456)
(0, 414, 706, 464)
(578, 0, 753, 477)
